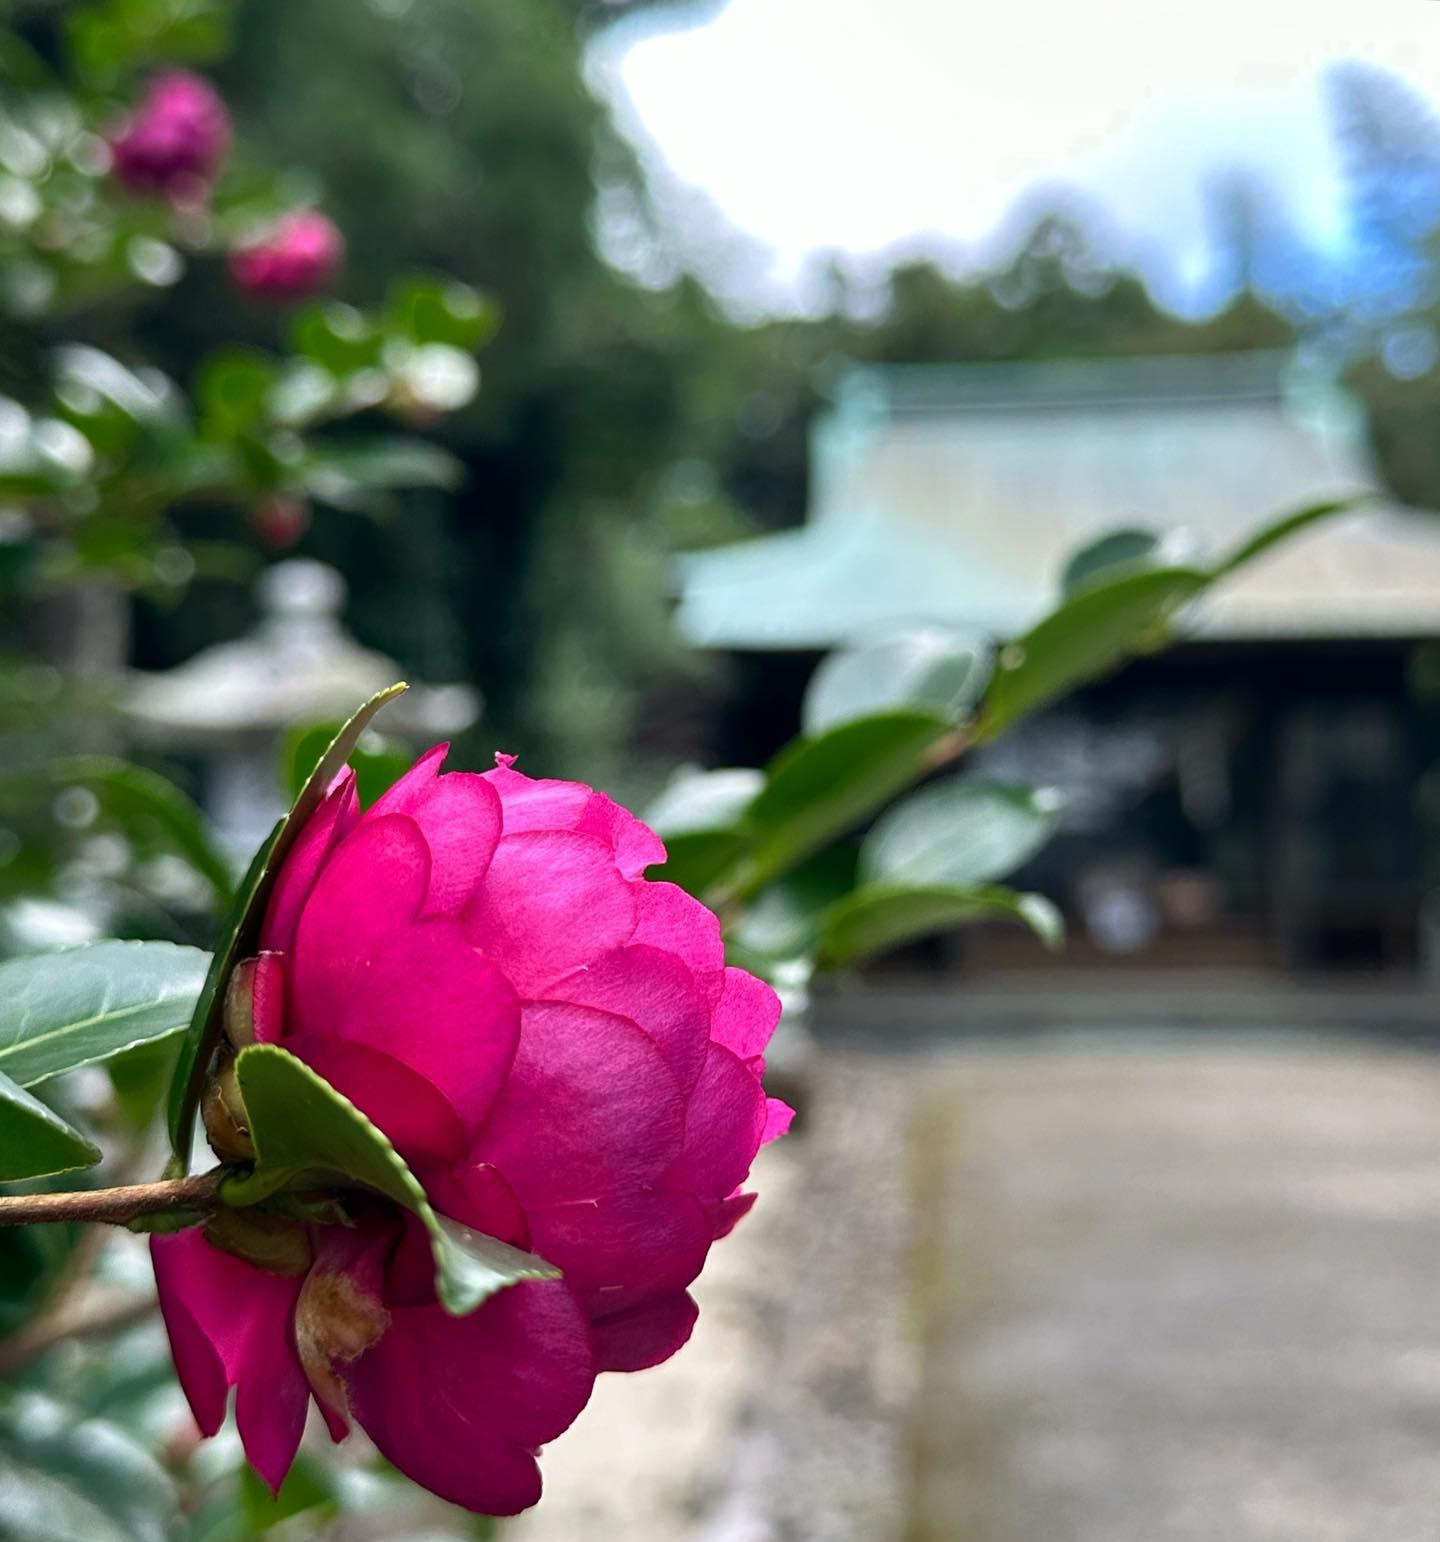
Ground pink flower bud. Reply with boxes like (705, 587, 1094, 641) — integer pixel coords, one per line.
(109, 71, 230, 201)
(250, 496, 310, 552)
(151, 747, 792, 1513)
(229, 211, 344, 301)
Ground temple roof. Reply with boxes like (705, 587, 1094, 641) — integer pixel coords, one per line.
(676, 352, 1440, 649)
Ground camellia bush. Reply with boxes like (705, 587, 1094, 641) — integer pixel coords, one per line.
(0, 494, 1373, 1534)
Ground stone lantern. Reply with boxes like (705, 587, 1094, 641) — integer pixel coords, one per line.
(124, 559, 479, 861)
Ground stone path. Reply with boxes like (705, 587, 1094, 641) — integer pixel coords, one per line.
(908, 1035, 1440, 1542)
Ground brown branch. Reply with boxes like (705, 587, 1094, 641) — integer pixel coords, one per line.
(0, 1172, 223, 1229)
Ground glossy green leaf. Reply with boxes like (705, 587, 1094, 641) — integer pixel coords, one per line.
(0, 1071, 100, 1182)
(166, 683, 409, 1166)
(1060, 528, 1161, 596)
(0, 1392, 180, 1542)
(386, 275, 500, 351)
(288, 303, 384, 376)
(976, 566, 1209, 742)
(300, 438, 464, 507)
(736, 709, 955, 897)
(0, 941, 210, 1089)
(646, 767, 764, 836)
(51, 757, 233, 905)
(818, 882, 1064, 967)
(281, 721, 411, 805)
(240, 1452, 340, 1533)
(228, 1045, 558, 1316)
(860, 776, 1064, 888)
(654, 830, 750, 897)
(1211, 497, 1365, 578)
(732, 846, 859, 963)
(803, 627, 990, 733)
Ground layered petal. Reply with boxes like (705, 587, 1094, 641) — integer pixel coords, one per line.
(526, 1189, 710, 1318)
(464, 831, 636, 996)
(664, 1043, 768, 1204)
(365, 744, 501, 914)
(629, 882, 725, 1003)
(590, 1291, 699, 1374)
(287, 1034, 468, 1170)
(343, 1282, 593, 1516)
(151, 1231, 308, 1493)
(291, 815, 519, 1132)
(260, 768, 359, 953)
(541, 944, 709, 1094)
(483, 759, 665, 877)
(709, 967, 782, 1068)
(473, 1002, 685, 1208)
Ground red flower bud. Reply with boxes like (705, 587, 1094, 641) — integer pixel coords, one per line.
(109, 71, 230, 202)
(230, 211, 344, 301)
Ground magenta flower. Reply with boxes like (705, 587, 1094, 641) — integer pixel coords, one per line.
(229, 211, 344, 301)
(152, 748, 791, 1515)
(109, 71, 231, 201)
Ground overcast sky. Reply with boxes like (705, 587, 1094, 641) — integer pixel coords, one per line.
(589, 0, 1440, 313)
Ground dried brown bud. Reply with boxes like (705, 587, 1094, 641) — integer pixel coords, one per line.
(204, 1207, 312, 1277)
(202, 1059, 253, 1162)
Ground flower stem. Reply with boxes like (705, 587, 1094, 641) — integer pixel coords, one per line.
(0, 1171, 224, 1228)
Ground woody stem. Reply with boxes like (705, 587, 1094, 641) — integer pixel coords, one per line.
(0, 1171, 224, 1228)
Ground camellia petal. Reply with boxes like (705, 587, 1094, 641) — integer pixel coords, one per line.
(473, 1001, 685, 1208)
(365, 744, 502, 914)
(526, 1189, 710, 1314)
(664, 1042, 768, 1204)
(292, 816, 519, 1131)
(629, 881, 726, 1001)
(260, 769, 359, 953)
(464, 830, 637, 996)
(151, 1231, 309, 1492)
(708, 966, 782, 1067)
(343, 1283, 593, 1516)
(590, 1291, 699, 1374)
(541, 944, 710, 1094)
(287, 1033, 468, 1169)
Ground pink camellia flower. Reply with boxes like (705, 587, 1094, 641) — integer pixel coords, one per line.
(109, 71, 231, 201)
(152, 747, 791, 1515)
(229, 211, 344, 301)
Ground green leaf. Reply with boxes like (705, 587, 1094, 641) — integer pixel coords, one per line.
(736, 709, 955, 897)
(803, 627, 990, 733)
(281, 721, 411, 805)
(732, 845, 859, 963)
(197, 350, 278, 442)
(0, 1392, 180, 1542)
(646, 767, 764, 836)
(228, 1045, 558, 1316)
(50, 757, 233, 906)
(386, 275, 500, 351)
(0, 1071, 100, 1182)
(1060, 528, 1161, 597)
(288, 303, 384, 376)
(976, 566, 1209, 742)
(818, 882, 1063, 967)
(300, 438, 464, 508)
(240, 1452, 340, 1533)
(166, 683, 409, 1167)
(860, 776, 1064, 888)
(0, 941, 210, 1089)
(1211, 497, 1366, 579)
(645, 768, 763, 895)
(653, 830, 750, 897)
